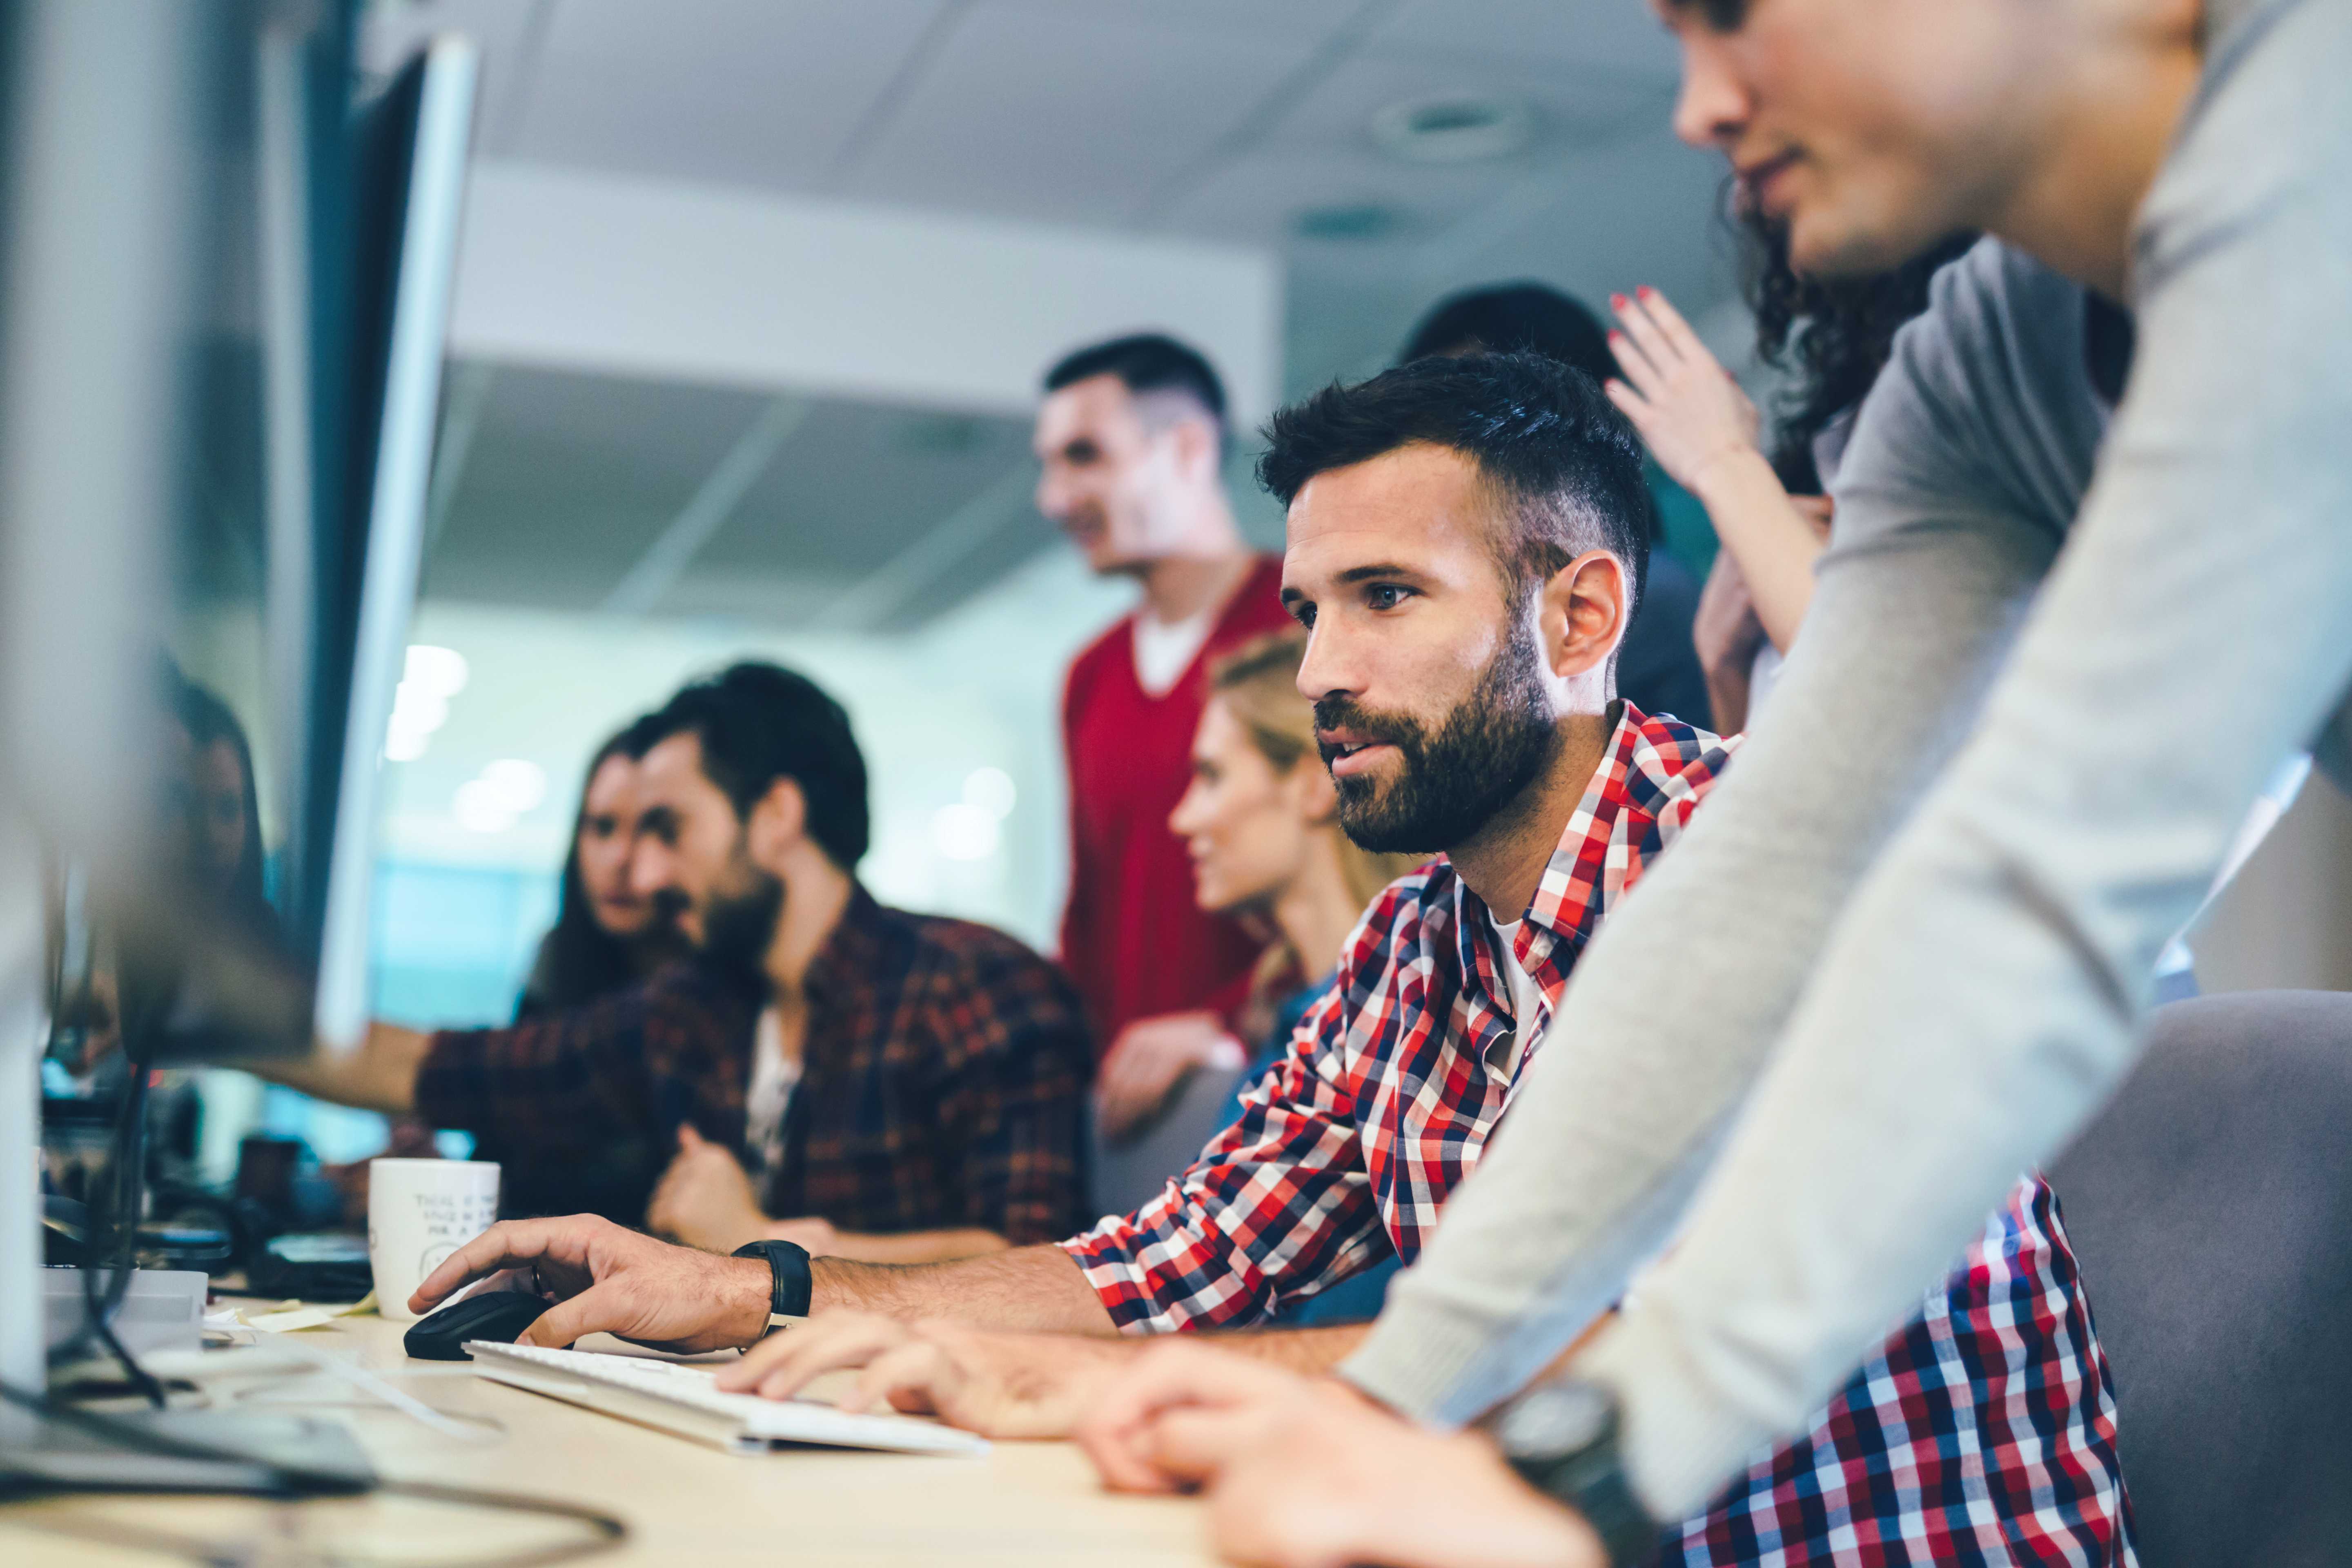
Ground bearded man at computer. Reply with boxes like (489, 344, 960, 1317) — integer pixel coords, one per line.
(258, 662, 1094, 1263)
(403, 357, 2127, 1561)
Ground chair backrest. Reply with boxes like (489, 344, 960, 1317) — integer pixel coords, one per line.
(1087, 1062, 1250, 1223)
(2049, 990, 2352, 1566)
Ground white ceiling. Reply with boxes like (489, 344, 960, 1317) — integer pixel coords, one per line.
(364, 0, 1737, 628)
(364, 0, 1717, 314)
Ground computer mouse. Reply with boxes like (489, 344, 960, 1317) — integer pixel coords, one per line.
(403, 1290, 549, 1361)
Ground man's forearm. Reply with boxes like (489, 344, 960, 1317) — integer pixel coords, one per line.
(236, 1021, 430, 1114)
(1584, 128, 2352, 1515)
(804, 1227, 1010, 1266)
(1690, 448, 1824, 653)
(812, 1243, 1117, 1334)
(1206, 1322, 1369, 1374)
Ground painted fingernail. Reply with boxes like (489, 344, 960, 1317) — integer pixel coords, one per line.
(1638, 285, 1656, 299)
(1610, 293, 1629, 310)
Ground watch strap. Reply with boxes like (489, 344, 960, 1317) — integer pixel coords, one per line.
(1497, 1381, 1663, 1568)
(731, 1238, 813, 1323)
(1513, 1443, 1661, 1568)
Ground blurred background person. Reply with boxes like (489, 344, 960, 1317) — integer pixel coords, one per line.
(515, 713, 688, 1020)
(1604, 222, 1976, 734)
(166, 670, 279, 942)
(1039, 334, 1292, 1105)
(256, 662, 1096, 1251)
(1401, 283, 1709, 729)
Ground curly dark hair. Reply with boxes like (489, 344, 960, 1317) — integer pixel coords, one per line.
(1739, 206, 1979, 492)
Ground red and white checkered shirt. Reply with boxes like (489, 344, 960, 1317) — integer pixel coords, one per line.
(1064, 703, 2133, 1564)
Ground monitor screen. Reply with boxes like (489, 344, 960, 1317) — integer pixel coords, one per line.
(24, 16, 476, 1071)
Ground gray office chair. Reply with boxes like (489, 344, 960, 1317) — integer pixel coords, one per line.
(2049, 989, 2352, 1566)
(1087, 1062, 1250, 1222)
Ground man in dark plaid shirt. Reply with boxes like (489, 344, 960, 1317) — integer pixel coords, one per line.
(263, 663, 1094, 1257)
(403, 358, 2129, 1565)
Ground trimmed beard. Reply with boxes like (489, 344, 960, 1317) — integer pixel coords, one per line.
(699, 845, 785, 985)
(1316, 612, 1558, 855)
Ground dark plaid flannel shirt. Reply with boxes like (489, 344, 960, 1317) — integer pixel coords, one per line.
(416, 886, 1094, 1243)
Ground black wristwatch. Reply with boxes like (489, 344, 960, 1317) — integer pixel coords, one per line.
(731, 1239, 813, 1332)
(1491, 1379, 1662, 1568)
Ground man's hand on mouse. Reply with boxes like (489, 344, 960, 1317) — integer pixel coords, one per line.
(409, 1214, 772, 1355)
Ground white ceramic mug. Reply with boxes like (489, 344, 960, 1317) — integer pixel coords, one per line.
(368, 1158, 500, 1322)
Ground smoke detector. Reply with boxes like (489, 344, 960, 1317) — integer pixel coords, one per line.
(1370, 94, 1535, 164)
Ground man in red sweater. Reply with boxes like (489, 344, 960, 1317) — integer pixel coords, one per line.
(1036, 335, 1291, 1127)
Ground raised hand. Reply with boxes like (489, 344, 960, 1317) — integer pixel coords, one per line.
(408, 1213, 771, 1354)
(1605, 285, 1764, 499)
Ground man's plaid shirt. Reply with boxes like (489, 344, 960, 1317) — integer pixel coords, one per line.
(1064, 704, 2132, 1564)
(417, 886, 1096, 1244)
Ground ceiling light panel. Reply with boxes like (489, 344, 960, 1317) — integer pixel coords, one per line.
(510, 0, 951, 194)
(840, 5, 1322, 226)
(1372, 0, 1680, 81)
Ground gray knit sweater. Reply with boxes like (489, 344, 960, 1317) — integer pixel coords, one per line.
(1342, 0, 2352, 1516)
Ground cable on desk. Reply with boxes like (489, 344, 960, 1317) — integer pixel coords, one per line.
(0, 1378, 628, 1568)
(50, 1056, 170, 1409)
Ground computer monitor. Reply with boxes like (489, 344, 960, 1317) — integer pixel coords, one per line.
(306, 37, 479, 1051)
(0, 1, 475, 1412)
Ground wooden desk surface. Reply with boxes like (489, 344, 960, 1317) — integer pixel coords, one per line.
(1, 1310, 1217, 1566)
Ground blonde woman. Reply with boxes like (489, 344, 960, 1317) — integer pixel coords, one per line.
(1097, 630, 1421, 1144)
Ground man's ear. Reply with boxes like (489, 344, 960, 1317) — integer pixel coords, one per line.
(743, 777, 808, 871)
(1537, 550, 1629, 682)
(1166, 413, 1223, 488)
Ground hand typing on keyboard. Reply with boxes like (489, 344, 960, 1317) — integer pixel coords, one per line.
(410, 1214, 775, 1355)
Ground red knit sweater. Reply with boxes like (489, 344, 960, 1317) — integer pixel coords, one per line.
(1059, 555, 1293, 1051)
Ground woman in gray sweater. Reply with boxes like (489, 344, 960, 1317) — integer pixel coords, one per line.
(1078, 0, 2352, 1559)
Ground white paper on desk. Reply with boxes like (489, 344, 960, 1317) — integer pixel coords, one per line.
(229, 1291, 380, 1332)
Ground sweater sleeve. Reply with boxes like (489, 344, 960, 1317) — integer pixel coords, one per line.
(1340, 242, 2080, 1430)
(1581, 0, 2352, 1515)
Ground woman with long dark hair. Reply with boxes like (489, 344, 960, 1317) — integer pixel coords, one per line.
(514, 713, 685, 1019)
(168, 673, 278, 940)
(1602, 215, 1977, 733)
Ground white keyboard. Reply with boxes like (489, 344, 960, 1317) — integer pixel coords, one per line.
(462, 1341, 989, 1458)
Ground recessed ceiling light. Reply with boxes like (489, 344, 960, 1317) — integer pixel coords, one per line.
(1294, 203, 1406, 243)
(1370, 94, 1536, 165)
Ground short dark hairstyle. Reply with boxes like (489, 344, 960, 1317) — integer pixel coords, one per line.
(1400, 283, 1664, 545)
(1258, 351, 1651, 619)
(1043, 332, 1229, 454)
(1400, 282, 1617, 388)
(645, 662, 869, 869)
